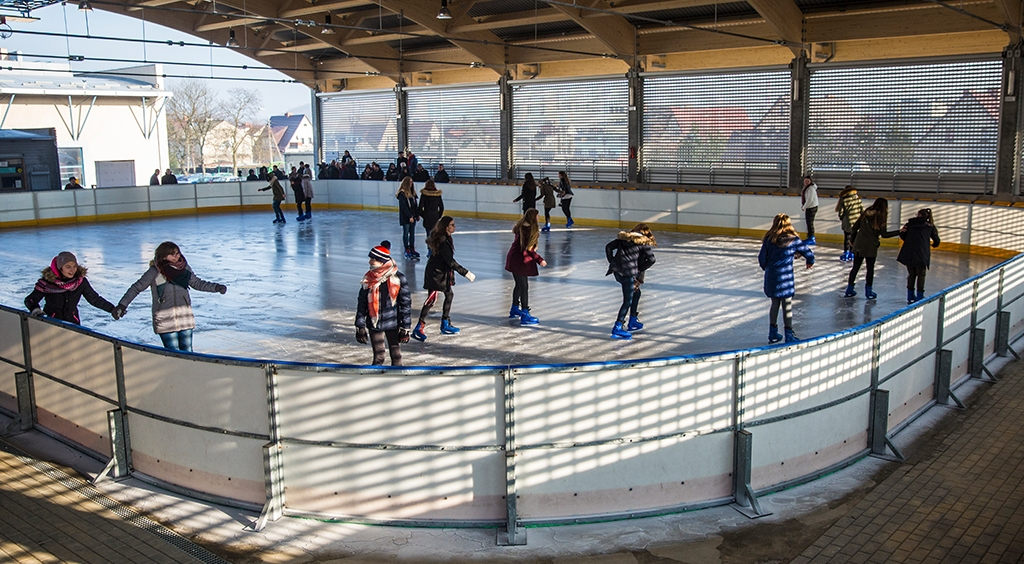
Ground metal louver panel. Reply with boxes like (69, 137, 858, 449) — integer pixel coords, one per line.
(319, 91, 399, 167)
(807, 59, 1002, 194)
(406, 85, 501, 179)
(512, 77, 629, 182)
(642, 70, 791, 187)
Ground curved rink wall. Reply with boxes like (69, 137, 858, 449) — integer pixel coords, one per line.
(0, 180, 1023, 539)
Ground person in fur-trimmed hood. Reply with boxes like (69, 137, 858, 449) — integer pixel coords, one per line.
(25, 251, 117, 325)
(115, 241, 227, 352)
(355, 241, 412, 366)
(605, 223, 657, 340)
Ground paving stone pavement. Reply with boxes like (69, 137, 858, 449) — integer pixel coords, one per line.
(0, 441, 225, 564)
(792, 353, 1024, 564)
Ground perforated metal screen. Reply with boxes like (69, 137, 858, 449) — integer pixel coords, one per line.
(406, 84, 501, 179)
(319, 90, 399, 167)
(511, 77, 629, 182)
(807, 59, 1002, 193)
(642, 70, 791, 187)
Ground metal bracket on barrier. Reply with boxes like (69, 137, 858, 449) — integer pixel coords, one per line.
(1, 371, 36, 437)
(93, 409, 131, 485)
(935, 350, 965, 410)
(969, 328, 998, 382)
(253, 442, 284, 532)
(497, 367, 527, 545)
(869, 390, 904, 462)
(732, 430, 771, 519)
(996, 312, 1021, 360)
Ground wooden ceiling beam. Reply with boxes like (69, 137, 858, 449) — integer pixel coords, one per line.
(548, 0, 637, 58)
(744, 0, 805, 55)
(374, 0, 507, 66)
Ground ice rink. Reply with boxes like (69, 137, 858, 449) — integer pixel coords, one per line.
(0, 209, 1004, 366)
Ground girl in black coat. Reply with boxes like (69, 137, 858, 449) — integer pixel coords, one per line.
(24, 251, 118, 324)
(417, 179, 445, 255)
(411, 216, 475, 341)
(897, 208, 941, 304)
(605, 223, 657, 340)
(513, 172, 538, 213)
(396, 177, 420, 260)
(355, 241, 412, 366)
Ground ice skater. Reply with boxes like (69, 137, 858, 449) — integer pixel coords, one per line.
(115, 241, 227, 352)
(758, 214, 815, 344)
(411, 216, 475, 341)
(355, 241, 412, 365)
(288, 165, 306, 221)
(538, 177, 556, 232)
(845, 197, 900, 300)
(505, 209, 547, 325)
(513, 172, 538, 214)
(258, 174, 286, 223)
(397, 177, 420, 260)
(557, 171, 574, 228)
(835, 185, 862, 262)
(801, 175, 819, 245)
(605, 223, 657, 340)
(300, 163, 314, 220)
(897, 208, 940, 304)
(418, 179, 444, 257)
(25, 251, 119, 324)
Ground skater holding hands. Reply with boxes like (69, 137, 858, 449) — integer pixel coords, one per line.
(25, 251, 118, 324)
(505, 209, 547, 325)
(897, 208, 940, 304)
(605, 223, 656, 340)
(758, 214, 814, 344)
(835, 186, 863, 262)
(115, 241, 227, 352)
(355, 241, 412, 365)
(411, 216, 475, 341)
(845, 197, 899, 300)
(258, 174, 286, 223)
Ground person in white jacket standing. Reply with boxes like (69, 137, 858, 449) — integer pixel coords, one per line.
(801, 175, 819, 245)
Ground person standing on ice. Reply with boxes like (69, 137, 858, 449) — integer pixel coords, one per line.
(258, 174, 286, 223)
(605, 223, 656, 340)
(513, 172, 537, 214)
(114, 241, 227, 352)
(417, 179, 444, 257)
(800, 175, 819, 245)
(538, 177, 557, 233)
(300, 163, 314, 220)
(411, 216, 475, 341)
(505, 209, 547, 325)
(835, 185, 863, 262)
(897, 208, 940, 304)
(758, 213, 814, 344)
(845, 197, 899, 300)
(396, 177, 420, 260)
(24, 251, 119, 325)
(355, 241, 412, 366)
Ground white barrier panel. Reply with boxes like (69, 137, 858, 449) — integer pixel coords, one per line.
(476, 184, 522, 217)
(35, 191, 78, 221)
(121, 347, 268, 502)
(148, 184, 196, 213)
(570, 188, 620, 223)
(743, 331, 873, 489)
(440, 183, 479, 214)
(1005, 259, 1024, 338)
(971, 206, 1024, 252)
(878, 303, 940, 427)
(27, 320, 117, 454)
(0, 309, 21, 412)
(620, 190, 676, 226)
(127, 414, 266, 504)
(677, 192, 739, 230)
(513, 360, 734, 518)
(94, 186, 150, 216)
(196, 182, 242, 208)
(275, 369, 504, 519)
(0, 192, 34, 223)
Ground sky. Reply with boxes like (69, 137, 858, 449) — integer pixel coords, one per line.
(5, 2, 313, 119)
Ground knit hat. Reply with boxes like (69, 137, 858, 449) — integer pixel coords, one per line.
(368, 240, 392, 263)
(54, 251, 77, 269)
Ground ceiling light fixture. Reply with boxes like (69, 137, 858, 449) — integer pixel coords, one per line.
(226, 29, 240, 47)
(78, 0, 93, 11)
(321, 14, 335, 34)
(436, 0, 452, 20)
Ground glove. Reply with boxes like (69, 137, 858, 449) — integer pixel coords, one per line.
(464, 271, 476, 282)
(215, 284, 228, 294)
(398, 328, 411, 343)
(112, 305, 127, 320)
(356, 327, 369, 344)
(30, 308, 43, 317)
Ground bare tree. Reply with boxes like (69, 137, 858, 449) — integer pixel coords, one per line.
(219, 88, 263, 174)
(167, 78, 222, 174)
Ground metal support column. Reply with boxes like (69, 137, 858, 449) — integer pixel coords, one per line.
(970, 328, 997, 381)
(254, 364, 285, 532)
(627, 66, 641, 184)
(3, 316, 36, 435)
(869, 390, 904, 461)
(395, 83, 408, 155)
(995, 45, 1022, 196)
(310, 88, 322, 164)
(935, 349, 965, 409)
(732, 430, 769, 518)
(498, 367, 526, 545)
(93, 343, 134, 484)
(499, 72, 514, 181)
(787, 55, 810, 191)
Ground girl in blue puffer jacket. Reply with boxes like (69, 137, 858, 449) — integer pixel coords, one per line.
(758, 214, 815, 344)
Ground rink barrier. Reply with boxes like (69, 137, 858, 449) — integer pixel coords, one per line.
(1, 253, 1023, 542)
(1, 180, 1022, 258)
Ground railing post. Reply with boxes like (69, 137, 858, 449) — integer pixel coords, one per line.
(4, 315, 37, 435)
(970, 328, 987, 379)
(870, 389, 889, 455)
(996, 311, 1014, 358)
(498, 367, 526, 545)
(934, 349, 965, 409)
(254, 364, 285, 531)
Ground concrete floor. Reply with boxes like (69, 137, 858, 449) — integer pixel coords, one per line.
(0, 210, 1004, 366)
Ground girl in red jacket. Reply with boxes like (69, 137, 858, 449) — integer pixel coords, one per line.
(505, 208, 547, 325)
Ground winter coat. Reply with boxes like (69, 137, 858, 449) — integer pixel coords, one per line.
(514, 179, 537, 212)
(301, 169, 314, 199)
(413, 169, 430, 182)
(423, 236, 468, 292)
(897, 217, 941, 268)
(758, 236, 815, 299)
(558, 177, 573, 200)
(355, 271, 412, 332)
(836, 191, 863, 233)
(801, 182, 819, 210)
(161, 173, 178, 185)
(397, 192, 419, 225)
(505, 230, 544, 277)
(605, 231, 656, 279)
(539, 181, 556, 209)
(118, 265, 222, 335)
(433, 169, 450, 183)
(370, 168, 384, 181)
(25, 266, 115, 324)
(851, 212, 900, 258)
(265, 177, 285, 201)
(418, 188, 444, 233)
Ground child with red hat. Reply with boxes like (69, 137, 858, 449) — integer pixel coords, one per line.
(355, 241, 412, 365)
